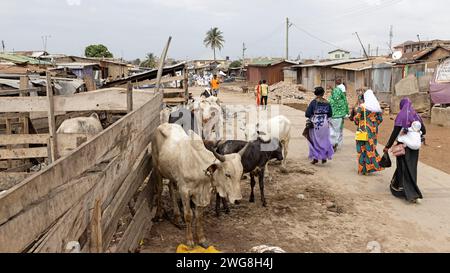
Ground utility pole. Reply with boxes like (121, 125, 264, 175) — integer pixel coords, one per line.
(368, 44, 371, 57)
(389, 25, 393, 51)
(242, 42, 247, 64)
(286, 17, 292, 60)
(41, 35, 51, 52)
(1, 40, 4, 53)
(376, 46, 379, 56)
(354, 32, 369, 59)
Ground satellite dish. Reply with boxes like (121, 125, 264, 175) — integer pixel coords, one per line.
(392, 51, 403, 60)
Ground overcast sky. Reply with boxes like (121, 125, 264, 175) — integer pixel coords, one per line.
(1, 0, 448, 61)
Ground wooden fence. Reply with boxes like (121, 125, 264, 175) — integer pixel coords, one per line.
(0, 91, 162, 252)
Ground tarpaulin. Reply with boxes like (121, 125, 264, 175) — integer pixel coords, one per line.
(430, 58, 450, 104)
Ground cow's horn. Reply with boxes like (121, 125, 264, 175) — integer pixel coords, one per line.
(212, 149, 226, 162)
(238, 141, 251, 157)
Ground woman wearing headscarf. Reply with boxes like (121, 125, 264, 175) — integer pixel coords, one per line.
(384, 98, 426, 203)
(329, 84, 349, 151)
(353, 90, 384, 175)
(305, 87, 334, 165)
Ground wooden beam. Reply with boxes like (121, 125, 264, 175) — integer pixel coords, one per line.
(132, 75, 184, 87)
(0, 148, 48, 160)
(0, 89, 157, 113)
(0, 173, 33, 191)
(127, 82, 133, 113)
(0, 93, 162, 252)
(156, 37, 172, 94)
(19, 76, 29, 97)
(89, 198, 103, 253)
(46, 73, 58, 163)
(0, 134, 49, 145)
(115, 199, 151, 253)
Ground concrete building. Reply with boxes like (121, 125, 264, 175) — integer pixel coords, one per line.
(328, 49, 351, 60)
(394, 39, 450, 54)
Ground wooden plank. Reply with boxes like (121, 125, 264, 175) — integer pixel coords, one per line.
(89, 198, 103, 253)
(0, 89, 157, 113)
(163, 97, 186, 104)
(127, 82, 133, 113)
(115, 199, 151, 253)
(46, 73, 58, 163)
(0, 173, 32, 191)
(4, 162, 34, 173)
(19, 76, 29, 97)
(0, 148, 48, 160)
(0, 134, 49, 145)
(29, 118, 158, 253)
(102, 147, 152, 250)
(132, 75, 184, 87)
(0, 93, 162, 252)
(0, 160, 23, 169)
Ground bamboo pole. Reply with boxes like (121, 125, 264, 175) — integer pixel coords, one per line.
(155, 36, 172, 94)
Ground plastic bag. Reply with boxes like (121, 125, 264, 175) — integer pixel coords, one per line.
(379, 152, 392, 168)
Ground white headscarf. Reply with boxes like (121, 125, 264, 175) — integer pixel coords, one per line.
(363, 90, 382, 113)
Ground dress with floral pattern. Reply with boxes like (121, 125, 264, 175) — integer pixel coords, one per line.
(354, 107, 384, 174)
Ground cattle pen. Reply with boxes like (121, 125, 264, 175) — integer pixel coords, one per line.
(0, 79, 163, 252)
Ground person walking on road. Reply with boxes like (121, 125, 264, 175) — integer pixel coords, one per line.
(353, 90, 384, 175)
(305, 87, 334, 165)
(255, 80, 262, 107)
(211, 74, 220, 97)
(384, 98, 426, 204)
(260, 80, 269, 110)
(329, 79, 349, 151)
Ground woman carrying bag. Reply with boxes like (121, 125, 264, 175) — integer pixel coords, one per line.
(353, 90, 384, 175)
(384, 98, 426, 204)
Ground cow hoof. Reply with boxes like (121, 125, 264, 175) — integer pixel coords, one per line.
(186, 240, 195, 249)
(215, 212, 221, 218)
(262, 202, 268, 207)
(224, 208, 230, 214)
(249, 197, 255, 203)
(234, 200, 241, 205)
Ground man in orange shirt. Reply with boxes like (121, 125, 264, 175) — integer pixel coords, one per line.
(211, 75, 220, 97)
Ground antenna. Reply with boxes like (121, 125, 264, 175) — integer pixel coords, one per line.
(389, 25, 393, 51)
(41, 35, 51, 52)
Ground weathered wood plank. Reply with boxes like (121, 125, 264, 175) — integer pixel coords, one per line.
(132, 75, 184, 87)
(101, 147, 152, 249)
(115, 199, 151, 253)
(0, 148, 48, 160)
(46, 73, 58, 163)
(0, 134, 49, 145)
(89, 198, 103, 253)
(0, 173, 32, 191)
(0, 89, 157, 113)
(0, 93, 162, 252)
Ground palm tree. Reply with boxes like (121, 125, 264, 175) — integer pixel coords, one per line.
(203, 27, 225, 61)
(141, 53, 157, 68)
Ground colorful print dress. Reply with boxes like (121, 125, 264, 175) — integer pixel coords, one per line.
(353, 107, 384, 175)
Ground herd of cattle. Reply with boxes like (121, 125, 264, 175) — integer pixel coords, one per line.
(52, 94, 292, 248)
(153, 95, 292, 248)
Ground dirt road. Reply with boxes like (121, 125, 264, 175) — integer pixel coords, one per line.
(143, 86, 450, 253)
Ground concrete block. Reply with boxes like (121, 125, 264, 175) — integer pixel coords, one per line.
(431, 106, 450, 127)
(391, 93, 431, 114)
(395, 75, 419, 96)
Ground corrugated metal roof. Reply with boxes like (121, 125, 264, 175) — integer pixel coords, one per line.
(332, 57, 394, 71)
(248, 59, 299, 67)
(292, 58, 366, 68)
(57, 62, 101, 69)
(0, 53, 52, 65)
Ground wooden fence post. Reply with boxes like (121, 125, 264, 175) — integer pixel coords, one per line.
(90, 198, 103, 253)
(127, 81, 133, 113)
(46, 72, 58, 163)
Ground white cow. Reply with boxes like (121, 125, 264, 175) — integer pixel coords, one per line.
(191, 96, 223, 141)
(57, 113, 103, 134)
(151, 123, 248, 247)
(245, 115, 291, 167)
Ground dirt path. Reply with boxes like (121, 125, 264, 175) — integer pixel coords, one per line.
(142, 86, 450, 253)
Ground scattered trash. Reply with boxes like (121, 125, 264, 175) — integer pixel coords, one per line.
(297, 194, 305, 200)
(250, 245, 286, 253)
(367, 241, 382, 253)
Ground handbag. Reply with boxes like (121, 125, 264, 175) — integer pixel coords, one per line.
(355, 106, 369, 141)
(392, 143, 406, 157)
(379, 152, 392, 168)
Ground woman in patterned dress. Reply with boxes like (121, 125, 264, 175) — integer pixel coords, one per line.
(353, 90, 384, 175)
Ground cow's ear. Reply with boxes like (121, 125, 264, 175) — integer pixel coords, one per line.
(206, 164, 219, 176)
(90, 113, 100, 120)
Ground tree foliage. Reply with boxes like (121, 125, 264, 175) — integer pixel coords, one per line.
(203, 27, 225, 61)
(230, 60, 242, 68)
(84, 44, 113, 58)
(140, 53, 157, 68)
